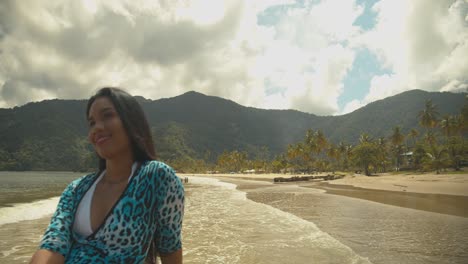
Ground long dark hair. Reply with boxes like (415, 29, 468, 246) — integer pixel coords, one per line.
(86, 87, 156, 171)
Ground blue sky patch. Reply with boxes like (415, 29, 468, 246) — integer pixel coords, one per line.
(353, 0, 379, 30)
(257, 0, 318, 26)
(338, 47, 391, 110)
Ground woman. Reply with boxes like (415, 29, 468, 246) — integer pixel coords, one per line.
(30, 87, 184, 264)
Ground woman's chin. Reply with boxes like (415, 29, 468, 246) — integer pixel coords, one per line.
(96, 149, 113, 160)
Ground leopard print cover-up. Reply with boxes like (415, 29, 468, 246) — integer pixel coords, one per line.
(39, 160, 184, 263)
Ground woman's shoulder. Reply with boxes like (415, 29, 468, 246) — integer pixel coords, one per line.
(142, 160, 180, 181)
(143, 160, 175, 173)
(65, 172, 99, 192)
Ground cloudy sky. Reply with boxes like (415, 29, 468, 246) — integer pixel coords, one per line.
(0, 0, 467, 115)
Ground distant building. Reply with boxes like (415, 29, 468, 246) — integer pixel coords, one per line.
(400, 151, 414, 170)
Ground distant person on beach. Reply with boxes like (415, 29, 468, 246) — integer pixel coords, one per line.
(30, 87, 184, 263)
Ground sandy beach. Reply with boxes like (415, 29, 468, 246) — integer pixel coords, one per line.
(2, 171, 467, 264)
(182, 170, 468, 196)
(196, 173, 468, 264)
(181, 171, 468, 218)
(327, 172, 468, 196)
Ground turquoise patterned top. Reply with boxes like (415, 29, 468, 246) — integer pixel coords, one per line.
(39, 160, 184, 263)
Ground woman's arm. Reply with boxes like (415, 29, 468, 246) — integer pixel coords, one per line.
(32, 179, 80, 263)
(160, 249, 183, 264)
(30, 249, 65, 264)
(154, 163, 185, 263)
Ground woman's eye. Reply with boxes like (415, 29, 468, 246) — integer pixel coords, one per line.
(103, 112, 114, 119)
(88, 121, 95, 127)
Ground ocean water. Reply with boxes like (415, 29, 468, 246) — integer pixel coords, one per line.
(236, 180, 468, 264)
(0, 171, 81, 225)
(183, 177, 371, 263)
(0, 172, 371, 263)
(0, 171, 83, 262)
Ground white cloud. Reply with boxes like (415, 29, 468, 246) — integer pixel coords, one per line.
(0, 0, 364, 115)
(441, 80, 468, 92)
(341, 99, 365, 114)
(351, 0, 468, 106)
(0, 0, 253, 106)
(1, 0, 465, 116)
(341, 0, 468, 114)
(254, 0, 362, 114)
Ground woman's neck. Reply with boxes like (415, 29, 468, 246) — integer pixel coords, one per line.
(104, 154, 134, 182)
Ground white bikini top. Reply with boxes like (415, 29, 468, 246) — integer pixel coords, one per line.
(73, 162, 138, 237)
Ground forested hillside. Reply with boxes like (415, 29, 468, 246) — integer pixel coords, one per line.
(0, 89, 465, 171)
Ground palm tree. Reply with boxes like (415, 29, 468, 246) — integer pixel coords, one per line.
(408, 128, 419, 148)
(326, 143, 339, 173)
(271, 154, 288, 173)
(391, 126, 405, 171)
(315, 130, 328, 153)
(376, 137, 389, 172)
(287, 143, 310, 173)
(306, 129, 328, 154)
(304, 129, 318, 158)
(305, 129, 315, 146)
(461, 96, 468, 133)
(352, 138, 379, 176)
(446, 136, 464, 171)
(344, 144, 353, 171)
(440, 115, 453, 138)
(359, 133, 372, 143)
(440, 114, 465, 171)
(304, 129, 328, 172)
(419, 99, 439, 132)
(454, 114, 464, 136)
(337, 141, 346, 169)
(424, 145, 449, 174)
(424, 131, 437, 146)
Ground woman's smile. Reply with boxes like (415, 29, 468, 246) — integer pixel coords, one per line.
(33, 88, 183, 263)
(87, 97, 132, 160)
(95, 134, 111, 145)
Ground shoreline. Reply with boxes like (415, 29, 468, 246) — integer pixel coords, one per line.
(217, 177, 468, 264)
(303, 182, 468, 218)
(182, 171, 468, 218)
(181, 171, 468, 196)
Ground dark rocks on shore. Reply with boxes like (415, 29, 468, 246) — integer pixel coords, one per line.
(273, 174, 344, 183)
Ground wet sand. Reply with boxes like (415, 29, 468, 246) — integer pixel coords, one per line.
(327, 172, 468, 196)
(301, 182, 468, 218)
(190, 171, 468, 195)
(195, 174, 468, 218)
(184, 171, 468, 217)
(218, 177, 468, 264)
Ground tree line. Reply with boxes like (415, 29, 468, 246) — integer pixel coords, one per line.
(172, 98, 467, 175)
(1, 97, 466, 175)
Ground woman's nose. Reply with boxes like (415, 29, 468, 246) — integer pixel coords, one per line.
(90, 120, 105, 135)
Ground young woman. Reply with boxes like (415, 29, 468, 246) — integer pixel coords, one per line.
(30, 87, 184, 264)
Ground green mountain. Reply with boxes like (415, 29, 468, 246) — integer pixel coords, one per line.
(0, 89, 465, 171)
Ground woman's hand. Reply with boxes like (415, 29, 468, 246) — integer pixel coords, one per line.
(30, 249, 65, 264)
(160, 249, 183, 264)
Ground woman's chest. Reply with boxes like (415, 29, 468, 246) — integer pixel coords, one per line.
(78, 175, 160, 242)
(91, 183, 127, 232)
(72, 178, 160, 258)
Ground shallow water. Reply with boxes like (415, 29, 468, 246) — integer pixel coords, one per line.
(0, 171, 81, 207)
(233, 179, 468, 264)
(0, 174, 370, 263)
(183, 177, 371, 264)
(2, 172, 467, 263)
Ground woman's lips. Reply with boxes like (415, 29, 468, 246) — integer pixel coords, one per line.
(96, 136, 110, 145)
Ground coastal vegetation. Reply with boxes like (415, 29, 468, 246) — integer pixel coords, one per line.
(0, 90, 465, 175)
(277, 98, 466, 176)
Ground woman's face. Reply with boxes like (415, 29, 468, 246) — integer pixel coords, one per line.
(87, 97, 132, 160)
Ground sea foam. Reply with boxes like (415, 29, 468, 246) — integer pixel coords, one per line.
(0, 197, 59, 226)
(183, 176, 373, 264)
